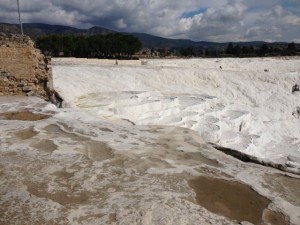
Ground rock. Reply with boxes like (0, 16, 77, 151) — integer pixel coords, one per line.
(0, 69, 10, 77)
(26, 90, 35, 96)
(17, 82, 25, 87)
(292, 84, 299, 93)
(22, 86, 33, 92)
(239, 222, 254, 225)
(8, 76, 16, 81)
(292, 106, 300, 118)
(31, 78, 38, 84)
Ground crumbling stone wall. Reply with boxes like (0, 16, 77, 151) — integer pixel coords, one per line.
(0, 33, 54, 100)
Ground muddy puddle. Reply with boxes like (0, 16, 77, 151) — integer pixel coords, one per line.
(0, 111, 50, 121)
(14, 127, 38, 140)
(264, 174, 300, 206)
(25, 181, 88, 205)
(188, 176, 270, 224)
(31, 139, 58, 153)
(83, 141, 113, 161)
(263, 209, 290, 225)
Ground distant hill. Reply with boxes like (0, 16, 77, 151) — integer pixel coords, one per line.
(0, 22, 295, 50)
(131, 33, 197, 48)
(0, 23, 116, 40)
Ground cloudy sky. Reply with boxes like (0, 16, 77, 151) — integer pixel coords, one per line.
(1, 0, 299, 42)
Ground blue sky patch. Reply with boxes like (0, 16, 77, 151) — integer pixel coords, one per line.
(182, 8, 207, 18)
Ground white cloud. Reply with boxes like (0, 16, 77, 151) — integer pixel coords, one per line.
(0, 0, 299, 42)
(242, 4, 300, 42)
(116, 19, 127, 29)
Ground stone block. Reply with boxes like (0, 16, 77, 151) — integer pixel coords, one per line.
(22, 86, 33, 92)
(17, 82, 25, 87)
(26, 90, 35, 96)
(0, 69, 10, 77)
(0, 77, 8, 82)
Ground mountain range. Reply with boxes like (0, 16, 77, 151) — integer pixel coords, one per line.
(0, 22, 292, 49)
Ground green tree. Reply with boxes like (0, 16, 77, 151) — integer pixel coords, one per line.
(226, 43, 234, 54)
(259, 44, 269, 56)
(232, 45, 241, 56)
(285, 42, 297, 55)
(241, 46, 250, 55)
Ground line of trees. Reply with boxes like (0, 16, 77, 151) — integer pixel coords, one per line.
(36, 33, 142, 59)
(176, 42, 298, 58)
(225, 42, 298, 57)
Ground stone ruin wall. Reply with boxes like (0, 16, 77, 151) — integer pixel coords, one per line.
(0, 33, 54, 101)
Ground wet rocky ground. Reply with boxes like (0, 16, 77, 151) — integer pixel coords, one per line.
(0, 97, 299, 225)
